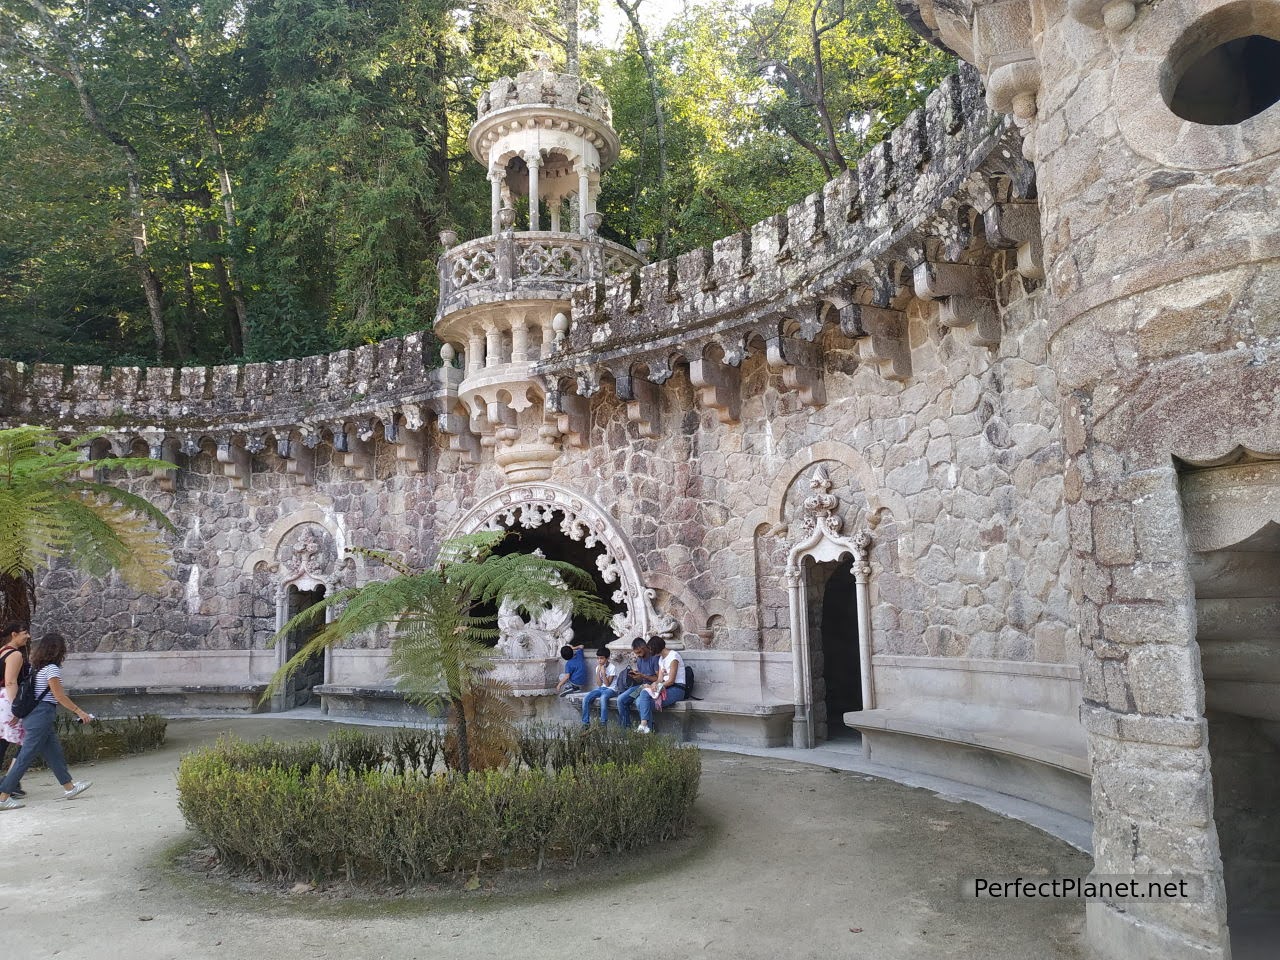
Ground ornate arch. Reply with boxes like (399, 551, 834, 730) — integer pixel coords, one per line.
(448, 482, 678, 644)
(782, 467, 876, 748)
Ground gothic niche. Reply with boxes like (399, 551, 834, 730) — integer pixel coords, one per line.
(257, 523, 355, 710)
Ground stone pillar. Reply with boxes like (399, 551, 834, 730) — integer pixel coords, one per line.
(489, 170, 503, 235)
(784, 565, 814, 749)
(549, 201, 561, 233)
(577, 167, 591, 235)
(1017, 4, 1280, 957)
(527, 154, 542, 231)
(484, 323, 503, 368)
(466, 331, 484, 376)
(510, 319, 529, 363)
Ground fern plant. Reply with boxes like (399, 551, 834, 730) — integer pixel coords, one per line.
(267, 530, 611, 773)
(0, 426, 175, 622)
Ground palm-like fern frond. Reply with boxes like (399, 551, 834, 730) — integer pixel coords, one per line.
(264, 530, 614, 772)
(0, 427, 176, 620)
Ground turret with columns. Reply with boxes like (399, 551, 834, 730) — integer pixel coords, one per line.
(433, 52, 644, 481)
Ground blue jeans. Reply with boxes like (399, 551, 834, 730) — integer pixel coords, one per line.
(615, 685, 646, 726)
(637, 685, 686, 724)
(581, 687, 620, 724)
(1, 702, 70, 793)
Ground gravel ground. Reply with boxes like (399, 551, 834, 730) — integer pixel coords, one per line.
(0, 717, 1090, 960)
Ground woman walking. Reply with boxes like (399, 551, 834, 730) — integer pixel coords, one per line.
(0, 633, 93, 810)
(0, 621, 32, 798)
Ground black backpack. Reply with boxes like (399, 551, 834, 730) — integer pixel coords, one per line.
(6, 654, 40, 719)
(683, 664, 700, 701)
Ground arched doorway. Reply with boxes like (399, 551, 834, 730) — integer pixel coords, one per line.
(283, 584, 326, 709)
(784, 467, 874, 749)
(806, 556, 862, 743)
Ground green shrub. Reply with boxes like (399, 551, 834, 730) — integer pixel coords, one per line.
(177, 725, 701, 883)
(38, 714, 168, 766)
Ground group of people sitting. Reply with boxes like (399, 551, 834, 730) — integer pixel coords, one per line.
(556, 636, 687, 735)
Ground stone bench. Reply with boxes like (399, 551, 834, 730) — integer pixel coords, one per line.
(73, 682, 270, 716)
(565, 690, 795, 748)
(844, 655, 1089, 819)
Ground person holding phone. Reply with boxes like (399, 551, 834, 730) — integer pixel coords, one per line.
(0, 633, 93, 810)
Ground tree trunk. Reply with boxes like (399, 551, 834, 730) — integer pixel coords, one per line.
(616, 1, 670, 257)
(150, 1, 250, 352)
(21, 0, 168, 359)
(809, 0, 848, 173)
(0, 572, 35, 625)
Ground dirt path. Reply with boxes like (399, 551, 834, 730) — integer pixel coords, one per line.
(1, 718, 1089, 960)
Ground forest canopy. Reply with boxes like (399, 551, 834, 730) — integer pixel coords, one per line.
(0, 0, 952, 366)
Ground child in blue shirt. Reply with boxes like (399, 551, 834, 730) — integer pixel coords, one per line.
(555, 643, 588, 696)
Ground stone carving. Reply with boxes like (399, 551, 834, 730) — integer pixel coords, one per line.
(800, 467, 843, 537)
(495, 553, 576, 658)
(274, 524, 342, 592)
(451, 483, 677, 645)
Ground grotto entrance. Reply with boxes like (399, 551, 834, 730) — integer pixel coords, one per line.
(283, 584, 326, 709)
(486, 511, 624, 654)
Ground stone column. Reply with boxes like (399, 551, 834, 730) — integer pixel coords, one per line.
(1011, 4, 1280, 958)
(484, 323, 503, 368)
(852, 532, 875, 713)
(489, 170, 504, 235)
(466, 331, 484, 376)
(577, 167, 591, 235)
(549, 201, 561, 233)
(510, 318, 529, 363)
(527, 154, 542, 231)
(784, 565, 814, 749)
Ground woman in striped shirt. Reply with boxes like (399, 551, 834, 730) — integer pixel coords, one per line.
(0, 633, 93, 810)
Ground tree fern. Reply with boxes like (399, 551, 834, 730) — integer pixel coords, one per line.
(267, 530, 612, 772)
(0, 426, 176, 621)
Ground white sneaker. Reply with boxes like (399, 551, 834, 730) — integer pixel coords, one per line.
(637, 723, 651, 734)
(0, 797, 23, 810)
(58, 780, 92, 800)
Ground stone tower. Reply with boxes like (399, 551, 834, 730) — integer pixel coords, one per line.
(432, 53, 645, 481)
(901, 1, 1280, 958)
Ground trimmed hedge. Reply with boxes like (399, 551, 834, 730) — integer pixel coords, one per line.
(39, 714, 168, 765)
(177, 724, 701, 883)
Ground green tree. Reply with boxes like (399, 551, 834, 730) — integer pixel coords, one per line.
(0, 425, 175, 623)
(268, 530, 610, 773)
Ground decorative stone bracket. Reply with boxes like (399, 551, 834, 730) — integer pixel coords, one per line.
(913, 261, 1001, 347)
(690, 352, 743, 423)
(766, 336, 826, 407)
(983, 201, 1044, 281)
(846, 304, 912, 382)
(616, 374, 660, 438)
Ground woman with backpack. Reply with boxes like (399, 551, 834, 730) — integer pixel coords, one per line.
(0, 621, 32, 798)
(0, 632, 93, 810)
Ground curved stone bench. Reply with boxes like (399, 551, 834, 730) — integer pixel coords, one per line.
(566, 690, 795, 748)
(844, 656, 1089, 820)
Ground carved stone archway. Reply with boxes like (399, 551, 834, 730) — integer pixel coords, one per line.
(783, 467, 874, 749)
(245, 512, 356, 710)
(449, 482, 677, 646)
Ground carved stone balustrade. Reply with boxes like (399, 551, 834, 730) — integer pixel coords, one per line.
(436, 231, 644, 320)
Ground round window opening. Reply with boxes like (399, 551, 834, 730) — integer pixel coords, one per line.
(1168, 34, 1280, 124)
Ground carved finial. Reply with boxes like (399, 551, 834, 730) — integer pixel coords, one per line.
(800, 466, 842, 536)
(532, 50, 554, 71)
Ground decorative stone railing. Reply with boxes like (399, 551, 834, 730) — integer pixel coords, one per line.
(436, 232, 644, 320)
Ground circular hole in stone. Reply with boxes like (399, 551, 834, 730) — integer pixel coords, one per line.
(1168, 33, 1280, 124)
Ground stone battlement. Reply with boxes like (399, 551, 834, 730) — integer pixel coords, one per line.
(476, 66, 612, 128)
(547, 64, 1032, 375)
(0, 330, 436, 433)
